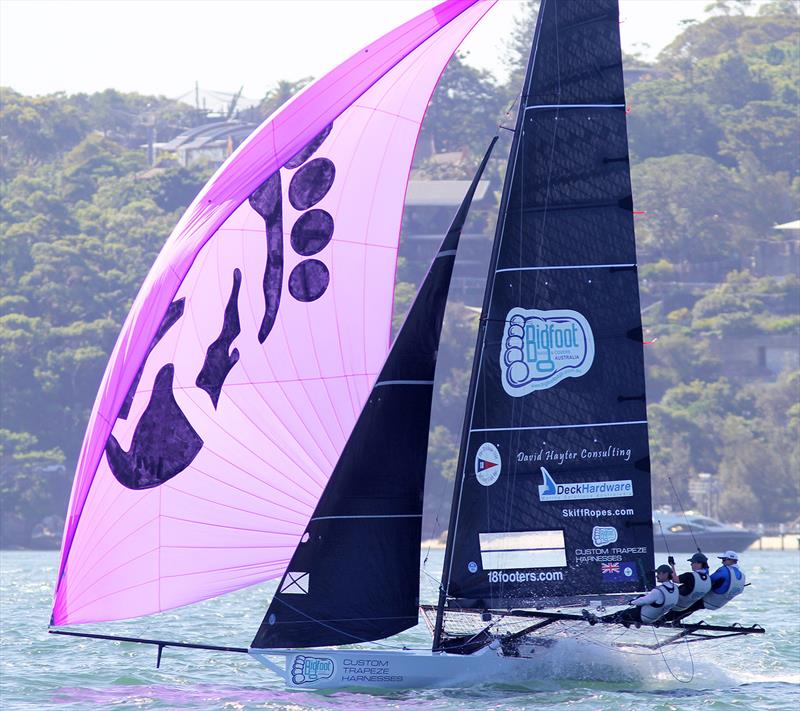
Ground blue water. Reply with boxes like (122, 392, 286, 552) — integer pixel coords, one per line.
(1, 549, 798, 709)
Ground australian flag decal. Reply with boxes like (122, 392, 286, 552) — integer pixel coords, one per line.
(602, 561, 638, 582)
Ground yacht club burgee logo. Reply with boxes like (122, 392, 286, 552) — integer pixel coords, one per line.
(500, 308, 595, 397)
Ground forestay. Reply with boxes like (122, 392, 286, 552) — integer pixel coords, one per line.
(436, 0, 654, 634)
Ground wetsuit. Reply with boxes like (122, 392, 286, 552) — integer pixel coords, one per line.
(603, 581, 679, 626)
(703, 564, 746, 609)
(662, 569, 712, 622)
(662, 565, 745, 621)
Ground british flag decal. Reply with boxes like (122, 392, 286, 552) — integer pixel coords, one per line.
(601, 561, 638, 582)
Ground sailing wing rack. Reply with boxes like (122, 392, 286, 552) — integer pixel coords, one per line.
(420, 605, 764, 653)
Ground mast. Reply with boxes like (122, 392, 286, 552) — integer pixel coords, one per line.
(434, 0, 654, 649)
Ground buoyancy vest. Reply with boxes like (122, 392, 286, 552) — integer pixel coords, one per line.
(639, 581, 680, 623)
(673, 570, 712, 610)
(703, 566, 746, 610)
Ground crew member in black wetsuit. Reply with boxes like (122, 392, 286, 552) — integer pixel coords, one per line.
(661, 552, 712, 622)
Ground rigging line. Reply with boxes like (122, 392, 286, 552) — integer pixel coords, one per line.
(651, 624, 695, 684)
(423, 456, 451, 571)
(421, 138, 499, 577)
(656, 519, 673, 559)
(668, 476, 701, 553)
(421, 566, 442, 588)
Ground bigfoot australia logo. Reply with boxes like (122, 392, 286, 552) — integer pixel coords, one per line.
(291, 655, 334, 685)
(500, 308, 595, 397)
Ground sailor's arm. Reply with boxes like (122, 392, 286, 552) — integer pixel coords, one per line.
(631, 588, 661, 606)
(710, 565, 731, 592)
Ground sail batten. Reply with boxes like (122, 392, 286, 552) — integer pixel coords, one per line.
(471, 420, 649, 433)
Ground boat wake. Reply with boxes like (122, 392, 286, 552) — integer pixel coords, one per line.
(472, 636, 740, 691)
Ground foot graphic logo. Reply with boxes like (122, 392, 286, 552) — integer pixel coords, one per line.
(500, 308, 594, 397)
(592, 525, 618, 547)
(291, 655, 334, 685)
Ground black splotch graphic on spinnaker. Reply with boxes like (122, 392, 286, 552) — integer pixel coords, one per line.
(196, 268, 242, 408)
(288, 158, 335, 210)
(106, 364, 203, 490)
(288, 259, 330, 302)
(118, 298, 185, 420)
(284, 123, 333, 170)
(291, 210, 334, 256)
(249, 172, 283, 343)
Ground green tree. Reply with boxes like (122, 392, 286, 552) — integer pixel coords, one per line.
(419, 55, 508, 155)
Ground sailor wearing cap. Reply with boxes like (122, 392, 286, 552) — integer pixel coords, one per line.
(602, 564, 679, 627)
(663, 551, 748, 621)
(661, 552, 712, 622)
(704, 551, 746, 610)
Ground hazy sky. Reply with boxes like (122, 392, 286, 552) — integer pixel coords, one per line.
(0, 0, 759, 107)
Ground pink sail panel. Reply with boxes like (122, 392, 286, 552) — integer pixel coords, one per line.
(53, 0, 497, 625)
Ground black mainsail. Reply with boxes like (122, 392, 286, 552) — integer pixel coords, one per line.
(434, 0, 654, 646)
(252, 140, 497, 648)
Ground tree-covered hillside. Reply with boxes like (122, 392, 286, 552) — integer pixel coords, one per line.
(1, 3, 798, 546)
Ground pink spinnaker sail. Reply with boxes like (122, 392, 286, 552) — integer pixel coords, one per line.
(53, 0, 496, 625)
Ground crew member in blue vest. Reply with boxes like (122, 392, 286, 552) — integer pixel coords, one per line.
(705, 550, 747, 609)
(667, 550, 747, 620)
(602, 564, 679, 627)
(661, 551, 712, 622)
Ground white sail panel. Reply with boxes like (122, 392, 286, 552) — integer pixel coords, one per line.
(53, 0, 497, 625)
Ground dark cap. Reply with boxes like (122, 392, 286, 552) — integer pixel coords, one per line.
(687, 552, 708, 565)
(656, 564, 673, 575)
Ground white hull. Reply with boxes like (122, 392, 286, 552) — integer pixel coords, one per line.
(249, 638, 651, 690)
(250, 646, 540, 690)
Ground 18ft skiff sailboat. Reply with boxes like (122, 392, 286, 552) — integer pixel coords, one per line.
(50, 0, 763, 689)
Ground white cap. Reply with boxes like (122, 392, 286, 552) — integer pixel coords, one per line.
(718, 550, 739, 560)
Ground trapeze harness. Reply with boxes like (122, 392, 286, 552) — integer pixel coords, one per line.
(703, 565, 746, 610)
(639, 581, 679, 623)
(673, 569, 712, 612)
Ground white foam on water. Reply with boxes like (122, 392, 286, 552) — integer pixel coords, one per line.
(483, 636, 745, 692)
